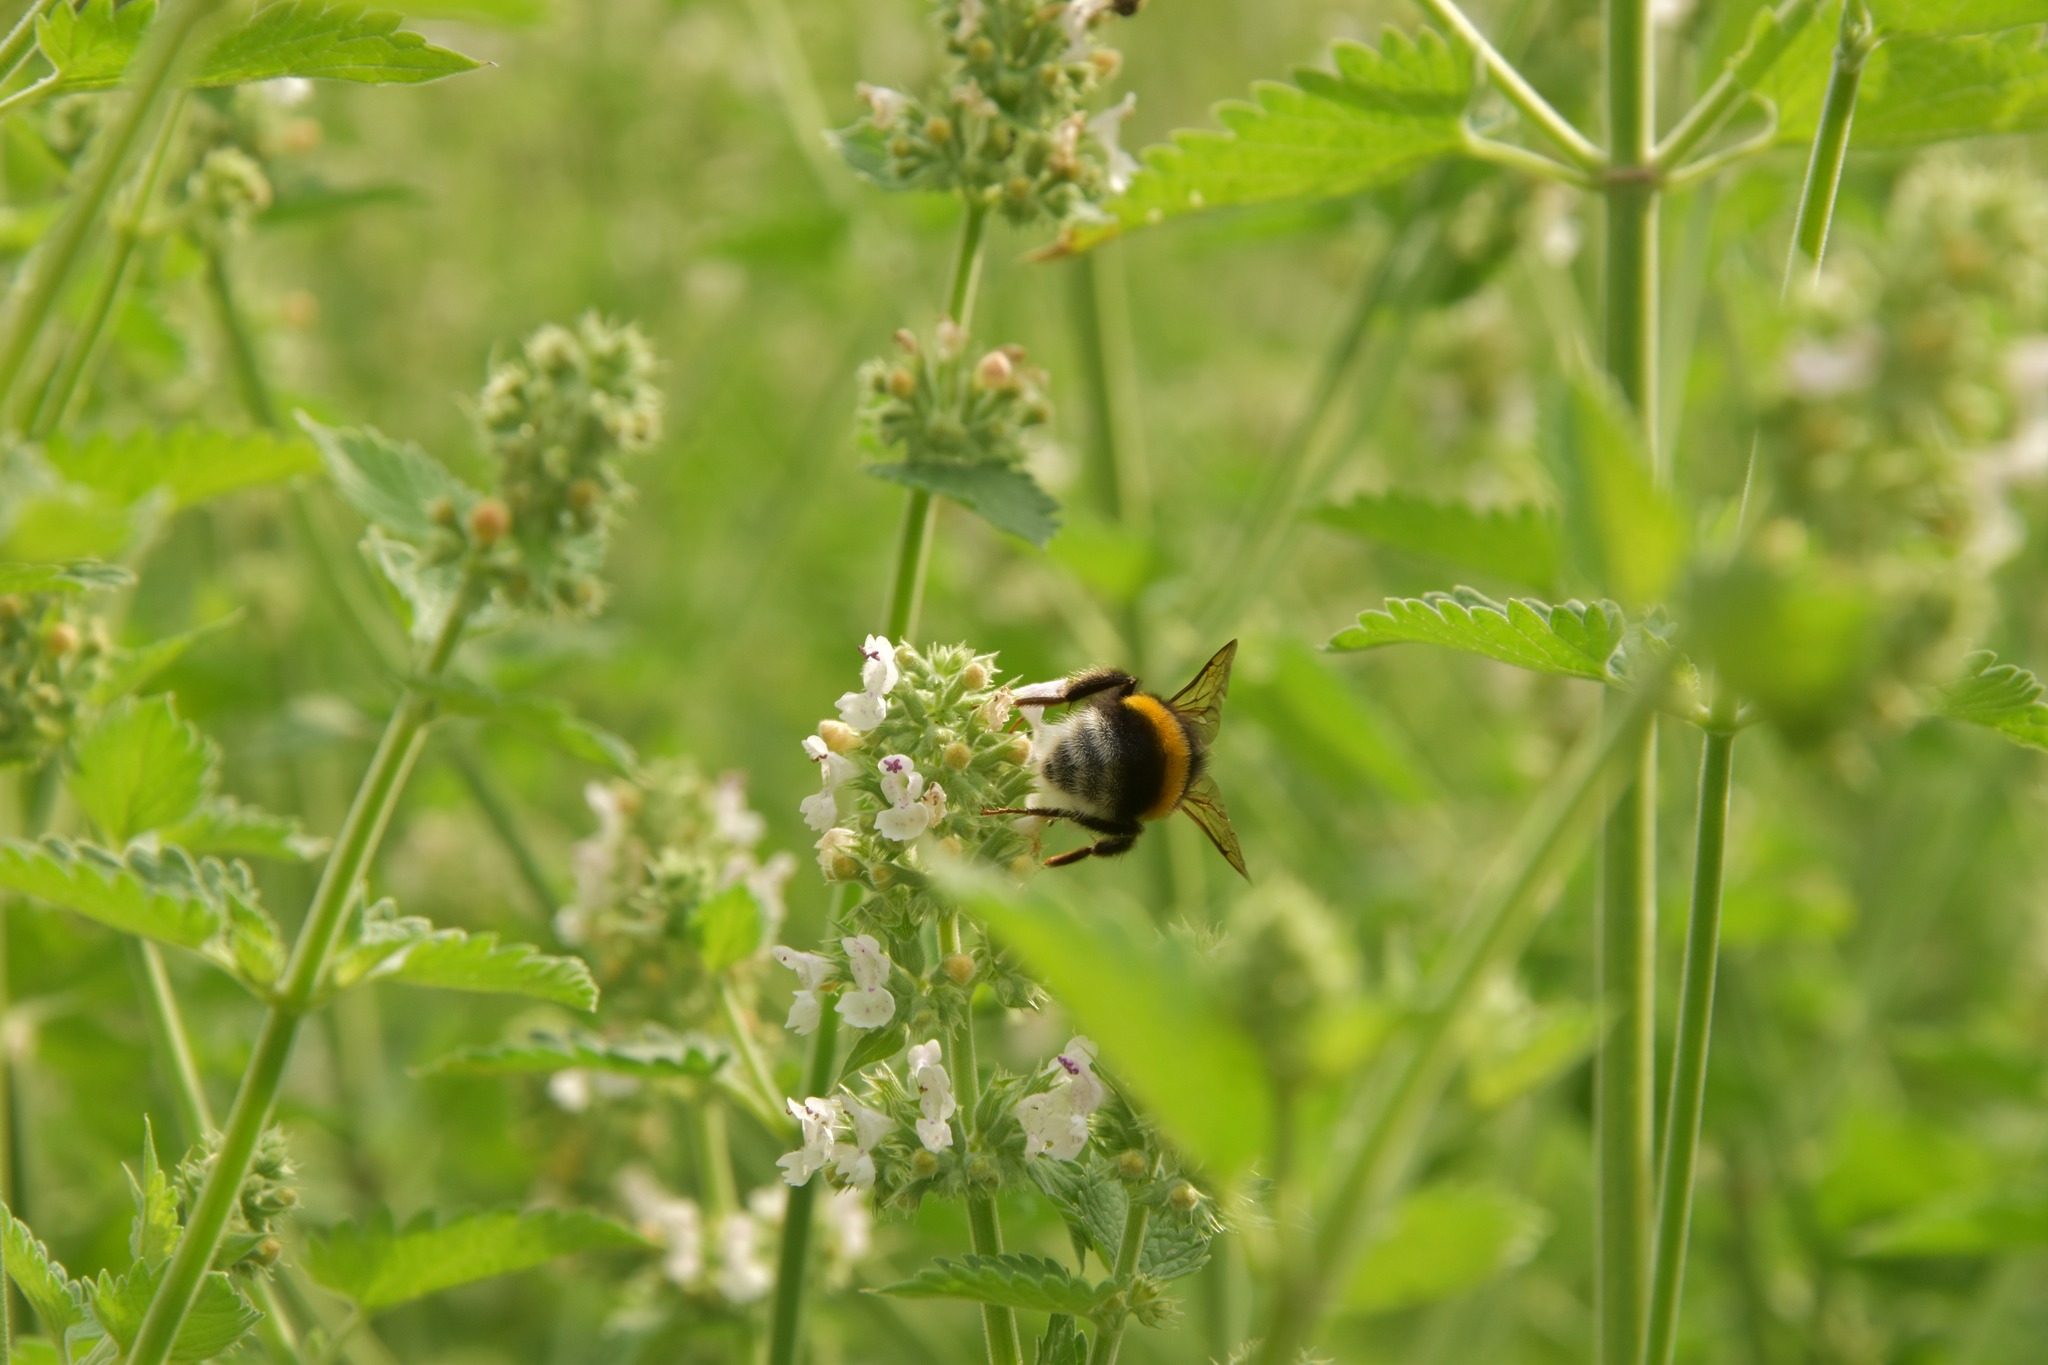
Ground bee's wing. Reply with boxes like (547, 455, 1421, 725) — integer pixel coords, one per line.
(1165, 640, 1238, 746)
(1178, 770, 1248, 880)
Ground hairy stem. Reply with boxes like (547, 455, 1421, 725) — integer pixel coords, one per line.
(1642, 720, 1734, 1365)
(1785, 0, 1872, 285)
(0, 0, 224, 422)
(1250, 688, 1659, 1364)
(1412, 0, 1603, 169)
(765, 1003, 840, 1365)
(716, 978, 790, 1139)
(1086, 1194, 1153, 1365)
(0, 0, 60, 91)
(125, 578, 480, 1365)
(1068, 248, 1150, 531)
(940, 910, 1022, 1365)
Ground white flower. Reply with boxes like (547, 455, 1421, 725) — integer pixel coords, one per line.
(836, 934, 897, 1029)
(618, 1169, 704, 1288)
(907, 1040, 957, 1152)
(773, 946, 834, 1035)
(860, 634, 901, 695)
(920, 781, 949, 825)
(799, 787, 839, 833)
(876, 754, 933, 841)
(836, 689, 887, 731)
(876, 801, 931, 842)
(878, 753, 921, 806)
(1783, 328, 1880, 398)
(815, 826, 860, 879)
(778, 1096, 843, 1186)
(856, 83, 913, 131)
(259, 76, 313, 108)
(1015, 1037, 1107, 1160)
(801, 741, 860, 832)
(711, 773, 766, 846)
(1052, 1036, 1106, 1114)
(716, 1211, 774, 1303)
(1088, 94, 1140, 195)
(977, 688, 1014, 730)
(547, 1069, 593, 1113)
(843, 1096, 894, 1151)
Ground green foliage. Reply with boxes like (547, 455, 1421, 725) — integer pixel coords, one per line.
(88, 615, 238, 709)
(86, 1262, 263, 1361)
(1059, 28, 1473, 251)
(68, 696, 216, 844)
(36, 0, 483, 94)
(420, 1026, 726, 1080)
(1856, 1190, 2048, 1255)
(1232, 638, 1434, 802)
(1329, 587, 1627, 682)
(690, 882, 763, 972)
(1538, 375, 1684, 607)
(1870, 0, 2048, 34)
(332, 903, 599, 1009)
(1932, 650, 2048, 748)
(43, 427, 319, 509)
(873, 1253, 1113, 1316)
(300, 1208, 646, 1313)
(414, 675, 637, 774)
(1028, 1161, 1213, 1281)
(1035, 1315, 1089, 1365)
(1313, 491, 1560, 592)
(1345, 1181, 1551, 1313)
(128, 1123, 181, 1263)
(0, 560, 132, 593)
(1766, 24, 2048, 147)
(0, 837, 232, 950)
(1, 1202, 86, 1335)
(868, 459, 1060, 549)
(165, 796, 326, 862)
(1464, 1001, 1603, 1110)
(304, 414, 470, 545)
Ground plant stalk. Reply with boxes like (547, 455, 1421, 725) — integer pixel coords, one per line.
(1785, 0, 1872, 286)
(1412, 0, 1604, 169)
(765, 1003, 840, 1365)
(1086, 1195, 1152, 1365)
(1653, 0, 1819, 170)
(716, 978, 791, 1139)
(940, 909, 1021, 1365)
(0, 0, 60, 91)
(1067, 248, 1149, 532)
(0, 0, 225, 422)
(1250, 686, 1660, 1365)
(1641, 720, 1734, 1365)
(125, 578, 480, 1365)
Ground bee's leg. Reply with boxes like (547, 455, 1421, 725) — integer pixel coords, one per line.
(1012, 669, 1139, 709)
(1046, 834, 1138, 867)
(982, 805, 1131, 836)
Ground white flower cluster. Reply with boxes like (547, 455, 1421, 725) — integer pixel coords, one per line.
(1015, 1036, 1105, 1161)
(618, 1168, 870, 1300)
(775, 1039, 960, 1190)
(837, 633, 898, 731)
(770, 934, 897, 1035)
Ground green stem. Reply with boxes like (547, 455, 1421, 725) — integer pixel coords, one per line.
(443, 745, 559, 919)
(1067, 249, 1150, 531)
(696, 1098, 738, 1217)
(0, 0, 60, 91)
(1653, 0, 1819, 170)
(939, 910, 1020, 1365)
(205, 243, 281, 429)
(130, 941, 213, 1139)
(125, 578, 480, 1365)
(1086, 1196, 1152, 1365)
(1785, 0, 1872, 286)
(1597, 0, 1660, 1358)
(1411, 0, 1604, 170)
(1641, 722, 1734, 1365)
(1250, 687, 1660, 1365)
(715, 978, 790, 1138)
(0, 0, 224, 422)
(741, 0, 847, 204)
(765, 1003, 840, 1365)
(25, 94, 187, 438)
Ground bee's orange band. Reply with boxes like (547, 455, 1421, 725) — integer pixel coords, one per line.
(1124, 694, 1190, 821)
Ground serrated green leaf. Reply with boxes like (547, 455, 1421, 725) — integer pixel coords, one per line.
(0, 837, 225, 949)
(1346, 1181, 1551, 1313)
(301, 1208, 645, 1313)
(301, 413, 473, 544)
(420, 1027, 725, 1080)
(90, 614, 239, 707)
(407, 0, 549, 24)
(1855, 1189, 2048, 1256)
(39, 0, 483, 94)
(1539, 376, 1684, 606)
(2, 1202, 86, 1335)
(68, 696, 218, 843)
(363, 529, 474, 645)
(1313, 492, 1560, 592)
(1057, 28, 1474, 253)
(413, 676, 637, 774)
(873, 1253, 1112, 1316)
(1870, 0, 2048, 35)
(213, 891, 288, 988)
(88, 1261, 261, 1362)
(954, 872, 1272, 1177)
(1932, 651, 2048, 748)
(166, 796, 328, 862)
(691, 883, 763, 973)
(0, 560, 132, 594)
(868, 460, 1061, 548)
(838, 1020, 909, 1080)
(1328, 586, 1626, 681)
(335, 903, 597, 1009)
(1035, 1315, 1088, 1365)
(44, 427, 319, 509)
(1766, 24, 2048, 147)
(1028, 1161, 1215, 1282)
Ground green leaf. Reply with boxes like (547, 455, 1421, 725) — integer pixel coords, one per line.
(88, 1262, 262, 1361)
(1932, 651, 2048, 749)
(301, 1208, 646, 1313)
(1465, 1002, 1603, 1109)
(406, 0, 549, 24)
(1027, 1161, 1213, 1281)
(691, 883, 763, 973)
(1538, 376, 1684, 606)
(44, 427, 319, 509)
(333, 903, 598, 1009)
(1767, 25, 2048, 147)
(11, 1338, 64, 1365)
(1313, 492, 1561, 592)
(872, 1254, 1112, 1316)
(867, 460, 1061, 548)
(216, 891, 288, 989)
(1056, 27, 1474, 252)
(68, 696, 217, 843)
(2, 1202, 86, 1335)
(1328, 586, 1626, 682)
(91, 614, 240, 707)
(0, 560, 132, 594)
(1346, 1181, 1551, 1313)
(0, 837, 227, 950)
(165, 796, 328, 862)
(39, 0, 484, 93)
(1856, 1189, 2048, 1256)
(954, 872, 1273, 1177)
(413, 676, 637, 774)
(127, 1120, 180, 1263)
(301, 413, 472, 544)
(419, 1027, 725, 1081)
(1035, 1316, 1088, 1365)
(1870, 0, 2048, 34)
(363, 529, 475, 645)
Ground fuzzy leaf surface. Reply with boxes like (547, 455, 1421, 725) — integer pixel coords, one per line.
(868, 460, 1061, 548)
(414, 676, 637, 774)
(1869, 0, 2048, 34)
(2, 1203, 86, 1335)
(420, 1027, 726, 1080)
(0, 837, 227, 949)
(341, 907, 598, 1009)
(0, 560, 132, 594)
(68, 696, 217, 843)
(38, 0, 483, 92)
(45, 427, 319, 509)
(1059, 28, 1474, 251)
(873, 1254, 1113, 1316)
(302, 414, 472, 544)
(301, 1208, 645, 1313)
(1329, 587, 1626, 681)
(1028, 1161, 1213, 1281)
(1932, 651, 2048, 748)
(165, 796, 327, 862)
(89, 1262, 262, 1361)
(1313, 491, 1560, 592)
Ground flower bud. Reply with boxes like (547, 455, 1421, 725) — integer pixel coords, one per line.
(935, 318, 967, 360)
(427, 495, 458, 527)
(1169, 1181, 1202, 1211)
(894, 328, 920, 356)
(962, 660, 990, 690)
(966, 1154, 999, 1187)
(1116, 1149, 1148, 1181)
(468, 497, 512, 546)
(924, 115, 953, 144)
(1004, 733, 1033, 764)
(968, 37, 994, 62)
(973, 349, 1014, 391)
(911, 1149, 941, 1178)
(944, 741, 973, 770)
(871, 863, 896, 890)
(818, 719, 861, 754)
(1092, 49, 1123, 79)
(888, 366, 917, 400)
(45, 623, 78, 657)
(944, 952, 976, 985)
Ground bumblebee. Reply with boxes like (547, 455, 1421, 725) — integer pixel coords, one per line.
(985, 640, 1247, 878)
